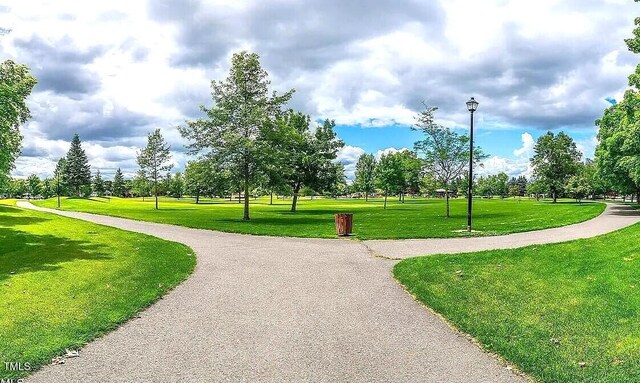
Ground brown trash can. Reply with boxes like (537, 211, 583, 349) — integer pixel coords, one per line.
(335, 213, 353, 236)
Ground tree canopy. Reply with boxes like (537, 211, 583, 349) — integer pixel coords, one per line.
(354, 153, 377, 201)
(180, 51, 293, 220)
(137, 129, 173, 209)
(63, 134, 92, 196)
(376, 152, 405, 209)
(594, 11, 640, 199)
(412, 105, 485, 217)
(531, 132, 582, 203)
(0, 60, 36, 186)
(263, 111, 344, 211)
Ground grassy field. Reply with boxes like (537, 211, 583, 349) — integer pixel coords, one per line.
(33, 196, 605, 239)
(394, 221, 640, 383)
(0, 200, 196, 380)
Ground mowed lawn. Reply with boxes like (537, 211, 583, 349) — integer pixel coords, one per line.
(0, 201, 195, 380)
(394, 220, 640, 383)
(34, 196, 605, 239)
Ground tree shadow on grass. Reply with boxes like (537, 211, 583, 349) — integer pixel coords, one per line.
(608, 204, 640, 217)
(0, 227, 113, 284)
(0, 207, 50, 227)
(274, 209, 354, 216)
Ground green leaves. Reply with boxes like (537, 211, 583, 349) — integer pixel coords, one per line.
(63, 134, 92, 196)
(180, 51, 294, 219)
(413, 104, 486, 193)
(597, 3, 640, 196)
(354, 153, 377, 198)
(0, 60, 37, 183)
(136, 129, 173, 207)
(112, 168, 125, 197)
(530, 131, 582, 202)
(263, 110, 344, 211)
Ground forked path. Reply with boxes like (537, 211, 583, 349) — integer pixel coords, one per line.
(18, 202, 639, 383)
(365, 202, 640, 258)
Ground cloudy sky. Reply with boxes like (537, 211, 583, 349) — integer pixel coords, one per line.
(1, 0, 637, 180)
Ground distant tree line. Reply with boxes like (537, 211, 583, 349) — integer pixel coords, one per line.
(5, 26, 640, 218)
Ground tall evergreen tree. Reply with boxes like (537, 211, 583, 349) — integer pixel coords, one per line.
(112, 168, 125, 197)
(137, 129, 172, 209)
(92, 170, 105, 197)
(63, 134, 91, 196)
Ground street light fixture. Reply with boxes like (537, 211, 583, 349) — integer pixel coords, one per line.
(56, 158, 62, 209)
(466, 97, 479, 232)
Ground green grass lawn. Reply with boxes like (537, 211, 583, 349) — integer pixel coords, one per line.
(33, 196, 605, 239)
(0, 200, 196, 380)
(394, 222, 640, 383)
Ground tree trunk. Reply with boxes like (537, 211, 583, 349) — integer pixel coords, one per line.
(243, 176, 250, 221)
(155, 179, 159, 210)
(365, 192, 368, 202)
(196, 190, 200, 204)
(270, 191, 273, 205)
(446, 192, 450, 218)
(384, 192, 388, 210)
(552, 190, 557, 203)
(291, 184, 301, 212)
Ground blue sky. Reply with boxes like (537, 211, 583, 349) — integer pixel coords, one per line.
(337, 122, 598, 160)
(0, 0, 636, 179)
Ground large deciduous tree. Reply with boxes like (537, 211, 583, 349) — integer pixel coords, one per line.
(0, 60, 37, 186)
(169, 172, 185, 198)
(354, 153, 377, 201)
(594, 9, 640, 200)
(375, 152, 405, 210)
(137, 129, 173, 210)
(396, 150, 422, 202)
(264, 111, 344, 212)
(63, 134, 92, 196)
(530, 132, 581, 203)
(412, 105, 485, 218)
(26, 174, 41, 198)
(180, 51, 293, 220)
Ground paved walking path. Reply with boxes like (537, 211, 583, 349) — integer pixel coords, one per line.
(17, 201, 639, 382)
(364, 202, 640, 258)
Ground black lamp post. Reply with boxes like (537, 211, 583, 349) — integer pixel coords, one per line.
(56, 170, 61, 208)
(466, 97, 479, 232)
